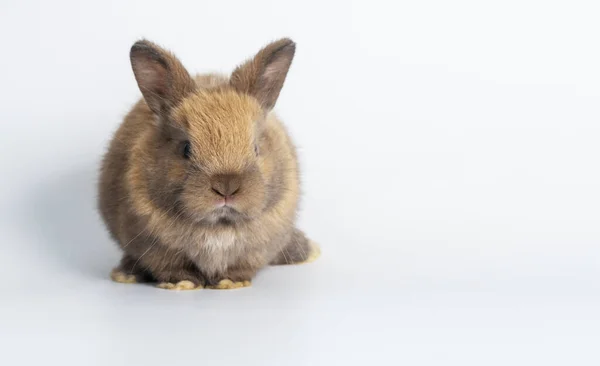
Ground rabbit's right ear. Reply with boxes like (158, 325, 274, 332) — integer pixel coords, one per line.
(130, 40, 195, 115)
(230, 38, 296, 111)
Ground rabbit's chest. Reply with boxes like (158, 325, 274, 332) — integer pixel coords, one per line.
(201, 231, 237, 252)
(184, 230, 240, 275)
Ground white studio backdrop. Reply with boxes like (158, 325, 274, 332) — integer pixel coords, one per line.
(0, 1, 599, 365)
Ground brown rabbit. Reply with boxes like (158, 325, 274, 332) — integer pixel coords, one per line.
(98, 38, 319, 290)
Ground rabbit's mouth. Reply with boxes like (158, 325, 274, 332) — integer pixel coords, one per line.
(214, 205, 239, 217)
(202, 206, 246, 225)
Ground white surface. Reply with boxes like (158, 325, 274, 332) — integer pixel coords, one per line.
(1, 0, 599, 365)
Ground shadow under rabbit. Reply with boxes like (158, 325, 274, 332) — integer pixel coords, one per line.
(28, 165, 119, 280)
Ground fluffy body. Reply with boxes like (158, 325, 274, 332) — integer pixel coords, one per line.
(98, 39, 317, 289)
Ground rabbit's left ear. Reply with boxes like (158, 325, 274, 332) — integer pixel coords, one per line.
(130, 39, 195, 115)
(230, 38, 296, 111)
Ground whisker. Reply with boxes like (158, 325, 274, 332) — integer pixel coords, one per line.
(295, 236, 308, 261)
(122, 204, 176, 249)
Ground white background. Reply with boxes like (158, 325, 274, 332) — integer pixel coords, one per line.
(1, 0, 599, 365)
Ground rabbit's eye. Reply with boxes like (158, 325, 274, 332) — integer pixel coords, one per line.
(254, 144, 259, 156)
(183, 141, 191, 159)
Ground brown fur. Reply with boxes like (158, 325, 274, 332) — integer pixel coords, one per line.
(98, 39, 314, 288)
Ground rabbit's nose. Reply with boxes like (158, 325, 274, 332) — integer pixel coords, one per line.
(211, 174, 241, 198)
